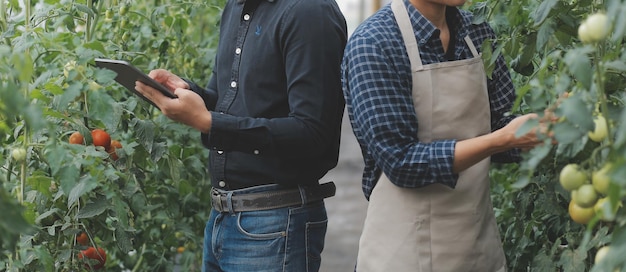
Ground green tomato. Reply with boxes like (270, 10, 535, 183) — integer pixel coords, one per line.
(584, 13, 610, 43)
(578, 23, 592, 43)
(119, 5, 129, 16)
(120, 19, 128, 29)
(105, 8, 114, 21)
(559, 164, 587, 191)
(573, 184, 598, 208)
(88, 80, 102, 91)
(11, 148, 27, 162)
(121, 32, 130, 42)
(588, 115, 608, 142)
(594, 197, 618, 222)
(595, 245, 610, 264)
(592, 163, 612, 195)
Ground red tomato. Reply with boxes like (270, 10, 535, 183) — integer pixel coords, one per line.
(78, 247, 106, 270)
(76, 232, 89, 246)
(69, 131, 84, 145)
(106, 140, 122, 161)
(91, 129, 111, 150)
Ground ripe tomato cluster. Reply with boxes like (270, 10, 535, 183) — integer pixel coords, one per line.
(78, 246, 107, 270)
(69, 129, 122, 161)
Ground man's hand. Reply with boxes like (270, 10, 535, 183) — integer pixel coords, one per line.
(135, 70, 212, 134)
(148, 69, 190, 91)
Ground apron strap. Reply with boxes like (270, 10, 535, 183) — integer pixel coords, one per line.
(391, 0, 423, 71)
(464, 36, 480, 58)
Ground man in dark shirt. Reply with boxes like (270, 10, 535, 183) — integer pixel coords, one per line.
(135, 0, 347, 271)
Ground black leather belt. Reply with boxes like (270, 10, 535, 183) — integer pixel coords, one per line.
(210, 182, 336, 213)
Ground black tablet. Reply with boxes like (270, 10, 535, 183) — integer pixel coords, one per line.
(94, 58, 178, 108)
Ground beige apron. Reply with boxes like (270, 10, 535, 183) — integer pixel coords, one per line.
(355, 0, 506, 271)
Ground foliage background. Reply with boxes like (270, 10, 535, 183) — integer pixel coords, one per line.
(1, 0, 225, 270)
(1, 0, 626, 271)
(470, 0, 626, 270)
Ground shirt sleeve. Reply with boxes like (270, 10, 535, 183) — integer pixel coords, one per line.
(343, 34, 458, 189)
(185, 70, 218, 110)
(207, 1, 347, 159)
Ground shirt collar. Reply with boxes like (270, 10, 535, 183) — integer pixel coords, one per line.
(402, 0, 469, 46)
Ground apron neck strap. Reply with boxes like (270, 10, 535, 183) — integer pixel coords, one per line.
(391, 0, 422, 71)
(463, 36, 480, 58)
(391, 0, 481, 71)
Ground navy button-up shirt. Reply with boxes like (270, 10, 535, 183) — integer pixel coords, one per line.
(188, 0, 347, 190)
(342, 0, 520, 200)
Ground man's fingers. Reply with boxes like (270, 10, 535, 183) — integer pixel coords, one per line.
(135, 81, 163, 106)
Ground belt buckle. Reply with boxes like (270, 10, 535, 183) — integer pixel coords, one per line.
(211, 189, 224, 212)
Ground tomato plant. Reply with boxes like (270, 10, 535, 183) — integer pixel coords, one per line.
(1, 0, 224, 270)
(472, 0, 626, 270)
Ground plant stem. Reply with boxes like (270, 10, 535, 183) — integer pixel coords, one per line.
(17, 160, 25, 204)
(131, 243, 147, 272)
(0, 0, 7, 33)
(25, 0, 31, 32)
(594, 46, 613, 147)
(86, 0, 93, 42)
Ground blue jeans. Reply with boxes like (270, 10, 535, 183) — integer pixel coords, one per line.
(202, 184, 328, 272)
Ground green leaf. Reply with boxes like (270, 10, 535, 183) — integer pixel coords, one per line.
(605, 60, 626, 72)
(563, 47, 594, 89)
(558, 248, 587, 272)
(608, 2, 626, 42)
(132, 118, 156, 152)
(112, 196, 131, 230)
(87, 89, 121, 130)
(536, 18, 555, 49)
(35, 246, 55, 272)
(94, 67, 118, 83)
(531, 0, 558, 26)
(27, 174, 53, 199)
(552, 122, 585, 144)
(35, 208, 60, 225)
(558, 94, 594, 131)
(68, 176, 98, 208)
(470, 2, 490, 25)
(114, 225, 134, 253)
(77, 195, 109, 219)
(83, 41, 107, 55)
(525, 141, 552, 170)
(56, 82, 82, 109)
(44, 82, 65, 95)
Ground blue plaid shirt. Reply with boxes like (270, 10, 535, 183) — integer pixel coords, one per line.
(342, 0, 520, 200)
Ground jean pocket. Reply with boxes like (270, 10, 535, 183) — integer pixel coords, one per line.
(236, 210, 288, 239)
(306, 219, 328, 271)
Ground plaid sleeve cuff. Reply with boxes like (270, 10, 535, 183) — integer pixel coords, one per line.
(431, 139, 459, 188)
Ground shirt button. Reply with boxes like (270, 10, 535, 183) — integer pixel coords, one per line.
(218, 181, 226, 187)
(217, 150, 224, 155)
(243, 14, 250, 21)
(235, 48, 241, 54)
(230, 81, 237, 88)
(253, 150, 259, 155)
